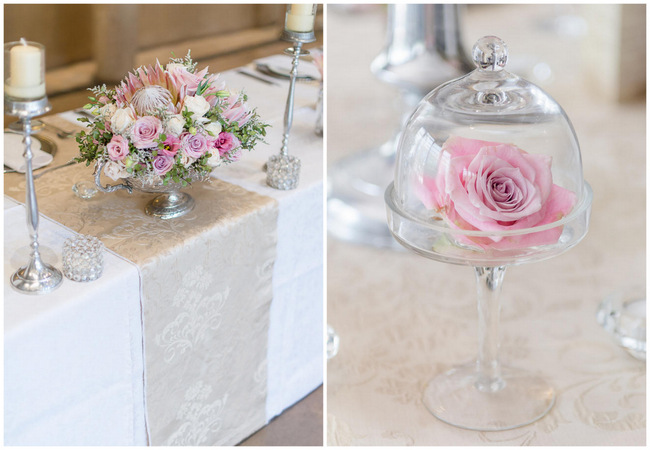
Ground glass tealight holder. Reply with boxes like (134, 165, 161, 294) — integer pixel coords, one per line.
(284, 4, 317, 34)
(4, 39, 46, 101)
(62, 235, 105, 282)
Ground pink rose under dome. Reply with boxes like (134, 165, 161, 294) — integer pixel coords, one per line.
(417, 136, 576, 250)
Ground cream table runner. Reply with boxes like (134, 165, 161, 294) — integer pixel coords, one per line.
(327, 5, 645, 446)
(5, 118, 280, 445)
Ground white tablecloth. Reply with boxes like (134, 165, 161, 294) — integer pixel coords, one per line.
(4, 197, 148, 445)
(6, 58, 323, 445)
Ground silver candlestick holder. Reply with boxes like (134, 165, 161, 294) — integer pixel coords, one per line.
(6, 96, 63, 294)
(266, 29, 315, 190)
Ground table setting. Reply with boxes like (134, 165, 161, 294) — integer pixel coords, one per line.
(4, 4, 323, 446)
(327, 4, 645, 446)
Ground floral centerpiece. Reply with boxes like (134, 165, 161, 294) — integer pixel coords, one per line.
(76, 51, 268, 187)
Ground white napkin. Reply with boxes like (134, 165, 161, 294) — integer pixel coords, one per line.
(254, 54, 321, 80)
(4, 133, 52, 173)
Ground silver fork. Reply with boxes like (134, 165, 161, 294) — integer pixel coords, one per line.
(43, 123, 75, 139)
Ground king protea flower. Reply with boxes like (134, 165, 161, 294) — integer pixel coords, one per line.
(115, 61, 227, 114)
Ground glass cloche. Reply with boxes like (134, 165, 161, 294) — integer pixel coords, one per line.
(384, 36, 592, 432)
(385, 36, 592, 267)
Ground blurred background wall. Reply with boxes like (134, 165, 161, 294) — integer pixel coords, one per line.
(4, 4, 322, 118)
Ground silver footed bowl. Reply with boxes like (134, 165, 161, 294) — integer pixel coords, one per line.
(95, 159, 209, 219)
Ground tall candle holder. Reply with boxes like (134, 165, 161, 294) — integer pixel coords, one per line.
(5, 97, 63, 294)
(5, 40, 63, 294)
(266, 7, 317, 190)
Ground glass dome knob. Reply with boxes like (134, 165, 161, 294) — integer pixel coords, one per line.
(472, 36, 508, 71)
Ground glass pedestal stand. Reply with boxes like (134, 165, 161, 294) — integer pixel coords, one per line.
(423, 266, 554, 431)
(385, 180, 593, 431)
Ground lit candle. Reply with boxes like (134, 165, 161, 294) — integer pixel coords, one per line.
(5, 38, 46, 100)
(285, 4, 316, 33)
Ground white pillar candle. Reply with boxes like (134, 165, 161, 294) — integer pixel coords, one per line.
(286, 4, 316, 33)
(290, 3, 314, 15)
(5, 39, 46, 100)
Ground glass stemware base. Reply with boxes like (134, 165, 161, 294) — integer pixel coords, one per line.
(327, 138, 403, 249)
(423, 363, 555, 431)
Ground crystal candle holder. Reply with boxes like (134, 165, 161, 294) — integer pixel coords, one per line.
(62, 235, 104, 282)
(266, 154, 301, 190)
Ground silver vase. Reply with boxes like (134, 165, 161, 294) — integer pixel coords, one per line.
(327, 4, 473, 249)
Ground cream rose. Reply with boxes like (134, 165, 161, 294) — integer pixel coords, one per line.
(99, 103, 117, 120)
(206, 152, 223, 168)
(165, 114, 185, 136)
(178, 152, 196, 168)
(183, 95, 210, 123)
(204, 121, 222, 137)
(111, 107, 136, 134)
(104, 160, 129, 181)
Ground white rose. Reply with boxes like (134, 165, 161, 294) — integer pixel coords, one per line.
(104, 160, 129, 181)
(207, 152, 223, 168)
(203, 121, 222, 137)
(165, 114, 185, 136)
(111, 107, 136, 134)
(165, 63, 188, 73)
(183, 95, 210, 122)
(99, 103, 117, 120)
(179, 152, 196, 168)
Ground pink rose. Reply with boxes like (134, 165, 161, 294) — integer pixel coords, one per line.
(131, 116, 162, 149)
(106, 135, 130, 161)
(417, 136, 576, 250)
(212, 132, 240, 157)
(152, 154, 174, 175)
(180, 131, 208, 158)
(159, 135, 181, 157)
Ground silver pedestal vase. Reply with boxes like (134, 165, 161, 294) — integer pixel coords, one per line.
(95, 159, 207, 220)
(327, 4, 473, 249)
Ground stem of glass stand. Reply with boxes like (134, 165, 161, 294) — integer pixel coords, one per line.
(474, 266, 507, 393)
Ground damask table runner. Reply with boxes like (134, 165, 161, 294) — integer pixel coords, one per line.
(5, 119, 280, 445)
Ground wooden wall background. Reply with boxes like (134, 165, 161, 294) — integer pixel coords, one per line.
(4, 4, 322, 121)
